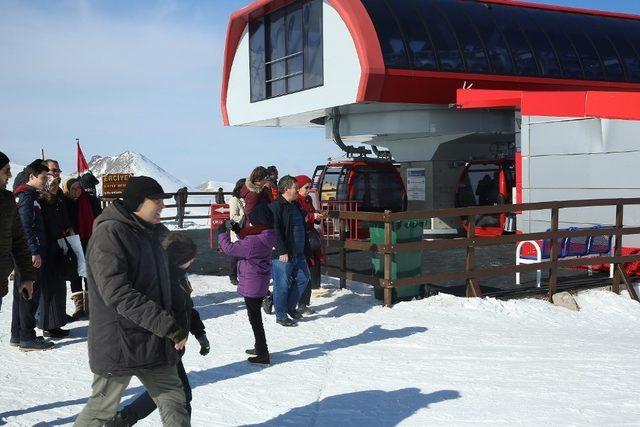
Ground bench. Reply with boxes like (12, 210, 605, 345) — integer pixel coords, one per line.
(516, 226, 614, 287)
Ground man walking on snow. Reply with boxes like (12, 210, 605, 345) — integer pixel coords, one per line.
(74, 176, 190, 427)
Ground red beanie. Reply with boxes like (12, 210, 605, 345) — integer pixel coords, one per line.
(296, 175, 312, 189)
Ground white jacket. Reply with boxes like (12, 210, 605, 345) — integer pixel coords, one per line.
(228, 196, 246, 242)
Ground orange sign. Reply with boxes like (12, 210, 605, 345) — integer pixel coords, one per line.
(102, 173, 133, 196)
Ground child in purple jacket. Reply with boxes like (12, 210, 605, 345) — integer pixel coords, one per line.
(218, 203, 276, 365)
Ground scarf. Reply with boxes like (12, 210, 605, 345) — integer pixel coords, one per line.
(77, 190, 95, 240)
(237, 225, 269, 239)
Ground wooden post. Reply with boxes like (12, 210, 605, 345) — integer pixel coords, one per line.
(465, 215, 482, 297)
(339, 216, 347, 290)
(547, 207, 560, 301)
(616, 264, 640, 302)
(383, 211, 393, 307)
(611, 203, 624, 294)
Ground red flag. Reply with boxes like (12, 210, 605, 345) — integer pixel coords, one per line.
(76, 139, 89, 174)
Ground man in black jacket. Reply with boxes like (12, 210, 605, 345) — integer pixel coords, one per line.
(270, 175, 311, 327)
(0, 152, 35, 310)
(74, 176, 190, 427)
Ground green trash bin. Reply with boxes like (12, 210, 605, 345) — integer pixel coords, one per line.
(370, 220, 426, 302)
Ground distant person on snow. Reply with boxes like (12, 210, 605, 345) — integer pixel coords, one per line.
(108, 232, 209, 426)
(218, 203, 276, 365)
(270, 175, 311, 327)
(240, 166, 272, 217)
(74, 176, 190, 426)
(0, 152, 35, 312)
(215, 187, 225, 205)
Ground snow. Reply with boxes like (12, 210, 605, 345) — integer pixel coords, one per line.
(5, 162, 25, 190)
(196, 180, 235, 193)
(87, 150, 187, 193)
(1, 278, 639, 426)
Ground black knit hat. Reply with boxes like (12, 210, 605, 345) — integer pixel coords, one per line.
(162, 233, 197, 266)
(122, 176, 172, 212)
(0, 152, 9, 170)
(248, 203, 274, 228)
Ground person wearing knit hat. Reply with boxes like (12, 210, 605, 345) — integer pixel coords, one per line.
(296, 174, 325, 315)
(111, 232, 209, 425)
(0, 151, 35, 312)
(74, 175, 190, 425)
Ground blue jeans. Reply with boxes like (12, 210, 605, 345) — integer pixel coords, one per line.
(271, 255, 310, 319)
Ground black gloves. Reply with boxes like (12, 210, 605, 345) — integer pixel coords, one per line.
(196, 334, 210, 356)
(167, 324, 188, 344)
(217, 220, 240, 234)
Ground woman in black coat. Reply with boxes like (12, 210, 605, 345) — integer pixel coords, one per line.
(40, 176, 74, 337)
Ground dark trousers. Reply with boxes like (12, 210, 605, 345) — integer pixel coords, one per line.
(38, 266, 67, 330)
(70, 276, 84, 293)
(11, 269, 41, 342)
(244, 297, 268, 354)
(299, 258, 321, 306)
(120, 360, 192, 423)
(229, 256, 239, 280)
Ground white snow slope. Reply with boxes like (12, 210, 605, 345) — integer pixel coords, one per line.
(87, 150, 187, 193)
(1, 278, 639, 426)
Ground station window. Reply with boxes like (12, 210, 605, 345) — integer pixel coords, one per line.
(249, 0, 323, 102)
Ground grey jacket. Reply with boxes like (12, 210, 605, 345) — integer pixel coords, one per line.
(85, 201, 178, 376)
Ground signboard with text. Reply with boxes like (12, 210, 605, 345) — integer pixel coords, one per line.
(102, 173, 133, 197)
(209, 204, 231, 248)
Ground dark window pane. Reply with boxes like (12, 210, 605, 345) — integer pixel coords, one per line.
(412, 0, 464, 71)
(267, 79, 285, 98)
(362, 0, 410, 68)
(304, 0, 323, 88)
(528, 10, 583, 79)
(459, 2, 514, 74)
(287, 75, 303, 92)
(268, 8, 286, 62)
(435, 0, 489, 73)
(578, 15, 625, 81)
(286, 3, 303, 55)
(613, 20, 640, 82)
(267, 60, 286, 81)
(514, 9, 562, 77)
(490, 5, 538, 76)
(560, 14, 605, 80)
(287, 55, 303, 75)
(249, 18, 266, 102)
(389, 1, 436, 70)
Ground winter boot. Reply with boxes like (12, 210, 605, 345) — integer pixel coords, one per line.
(44, 328, 70, 338)
(247, 352, 270, 366)
(245, 348, 257, 355)
(276, 317, 297, 327)
(19, 336, 55, 352)
(82, 290, 90, 318)
(71, 292, 86, 319)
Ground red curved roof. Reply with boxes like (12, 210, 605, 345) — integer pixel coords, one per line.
(221, 0, 640, 126)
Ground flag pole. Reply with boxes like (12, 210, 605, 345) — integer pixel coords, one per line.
(40, 148, 45, 160)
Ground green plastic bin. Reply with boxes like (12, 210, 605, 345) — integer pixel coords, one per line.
(370, 220, 426, 302)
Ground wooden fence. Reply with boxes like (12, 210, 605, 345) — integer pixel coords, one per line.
(323, 198, 640, 307)
(102, 190, 231, 228)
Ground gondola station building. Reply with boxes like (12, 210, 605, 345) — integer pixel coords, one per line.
(222, 0, 640, 249)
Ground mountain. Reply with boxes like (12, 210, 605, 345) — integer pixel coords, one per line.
(6, 162, 25, 190)
(196, 180, 235, 192)
(87, 150, 187, 193)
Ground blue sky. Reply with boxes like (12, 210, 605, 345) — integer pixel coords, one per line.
(1, 0, 639, 185)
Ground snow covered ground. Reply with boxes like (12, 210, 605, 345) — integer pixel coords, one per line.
(1, 276, 639, 426)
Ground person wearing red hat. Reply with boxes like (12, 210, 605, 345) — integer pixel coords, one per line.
(295, 175, 325, 314)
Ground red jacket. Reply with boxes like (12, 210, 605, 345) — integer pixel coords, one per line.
(239, 181, 272, 217)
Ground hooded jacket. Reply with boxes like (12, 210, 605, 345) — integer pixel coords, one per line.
(0, 189, 36, 296)
(14, 184, 47, 260)
(85, 201, 178, 376)
(239, 179, 272, 217)
(218, 229, 276, 298)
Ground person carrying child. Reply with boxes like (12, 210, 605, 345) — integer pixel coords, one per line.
(107, 232, 210, 426)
